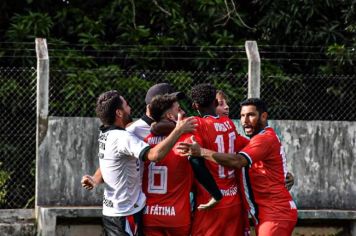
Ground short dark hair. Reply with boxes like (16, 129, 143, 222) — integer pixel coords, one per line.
(191, 83, 216, 108)
(96, 90, 123, 125)
(240, 98, 268, 114)
(150, 94, 177, 122)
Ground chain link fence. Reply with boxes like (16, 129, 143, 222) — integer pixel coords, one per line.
(0, 67, 36, 209)
(49, 68, 248, 119)
(261, 74, 356, 120)
(1, 65, 355, 209)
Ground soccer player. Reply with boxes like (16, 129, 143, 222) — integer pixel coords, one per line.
(94, 90, 196, 236)
(81, 83, 185, 189)
(189, 84, 250, 236)
(214, 90, 295, 191)
(142, 94, 212, 236)
(178, 98, 298, 236)
(215, 90, 230, 117)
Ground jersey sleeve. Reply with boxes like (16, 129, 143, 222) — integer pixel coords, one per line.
(239, 134, 272, 165)
(235, 134, 250, 152)
(126, 132, 150, 160)
(182, 117, 204, 146)
(192, 117, 205, 146)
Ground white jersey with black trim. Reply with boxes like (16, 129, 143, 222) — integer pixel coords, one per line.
(126, 114, 153, 140)
(126, 119, 150, 140)
(98, 127, 150, 217)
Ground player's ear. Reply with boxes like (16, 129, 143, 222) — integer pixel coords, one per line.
(261, 111, 268, 122)
(146, 104, 152, 117)
(115, 109, 122, 118)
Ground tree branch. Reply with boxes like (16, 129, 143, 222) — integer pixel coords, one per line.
(152, 0, 172, 16)
(130, 0, 137, 29)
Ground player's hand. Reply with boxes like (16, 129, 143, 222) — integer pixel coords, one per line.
(197, 197, 219, 211)
(177, 136, 201, 156)
(175, 113, 197, 134)
(81, 175, 96, 190)
(285, 172, 294, 190)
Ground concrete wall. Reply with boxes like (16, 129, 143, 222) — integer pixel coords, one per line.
(0, 209, 35, 236)
(37, 117, 356, 210)
(37, 117, 103, 206)
(271, 120, 356, 210)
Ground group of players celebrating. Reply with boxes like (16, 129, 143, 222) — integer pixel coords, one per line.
(81, 83, 297, 236)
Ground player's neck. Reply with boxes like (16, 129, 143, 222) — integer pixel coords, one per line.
(114, 120, 126, 129)
(198, 107, 216, 117)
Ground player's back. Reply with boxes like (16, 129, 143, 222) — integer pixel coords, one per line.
(142, 133, 194, 228)
(191, 116, 248, 236)
(194, 115, 242, 208)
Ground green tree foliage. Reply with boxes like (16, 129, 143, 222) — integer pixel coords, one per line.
(0, 0, 354, 73)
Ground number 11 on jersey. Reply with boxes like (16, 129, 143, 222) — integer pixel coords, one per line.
(215, 132, 236, 179)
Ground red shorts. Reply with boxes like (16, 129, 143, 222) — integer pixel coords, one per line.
(191, 204, 243, 236)
(256, 220, 297, 236)
(143, 225, 190, 236)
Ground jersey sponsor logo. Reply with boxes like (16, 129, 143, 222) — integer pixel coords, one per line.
(99, 133, 109, 141)
(213, 121, 232, 132)
(147, 136, 166, 145)
(99, 141, 105, 150)
(144, 205, 176, 216)
(103, 195, 113, 208)
(221, 186, 238, 196)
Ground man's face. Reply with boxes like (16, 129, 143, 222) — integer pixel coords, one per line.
(167, 101, 185, 122)
(240, 105, 265, 137)
(216, 94, 229, 117)
(120, 96, 133, 125)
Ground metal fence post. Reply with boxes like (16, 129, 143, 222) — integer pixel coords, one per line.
(35, 38, 49, 213)
(245, 41, 261, 98)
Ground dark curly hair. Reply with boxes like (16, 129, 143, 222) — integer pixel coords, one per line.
(240, 98, 268, 114)
(95, 90, 123, 125)
(150, 94, 177, 122)
(190, 83, 216, 108)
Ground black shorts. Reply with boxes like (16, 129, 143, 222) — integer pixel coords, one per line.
(102, 209, 144, 236)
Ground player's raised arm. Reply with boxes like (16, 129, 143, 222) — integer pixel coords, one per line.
(189, 156, 222, 210)
(150, 119, 175, 136)
(144, 114, 197, 162)
(177, 139, 249, 169)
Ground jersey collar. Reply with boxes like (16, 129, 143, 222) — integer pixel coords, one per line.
(258, 125, 271, 134)
(203, 114, 220, 119)
(99, 125, 125, 133)
(141, 114, 155, 126)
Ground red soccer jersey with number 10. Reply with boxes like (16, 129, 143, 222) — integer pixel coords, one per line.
(142, 133, 194, 228)
(239, 126, 298, 224)
(193, 115, 249, 209)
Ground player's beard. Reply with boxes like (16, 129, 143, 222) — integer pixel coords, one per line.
(251, 118, 264, 137)
(123, 113, 133, 125)
(244, 116, 264, 138)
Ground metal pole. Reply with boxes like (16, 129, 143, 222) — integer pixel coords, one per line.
(245, 41, 261, 98)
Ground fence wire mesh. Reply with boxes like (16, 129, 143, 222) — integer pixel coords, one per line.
(49, 68, 248, 119)
(0, 67, 36, 209)
(261, 74, 356, 120)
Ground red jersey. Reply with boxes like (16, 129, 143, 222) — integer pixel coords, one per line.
(239, 126, 298, 223)
(142, 133, 194, 228)
(193, 115, 249, 209)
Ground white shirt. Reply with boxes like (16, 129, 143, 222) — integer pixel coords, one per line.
(98, 126, 150, 216)
(126, 115, 153, 140)
(126, 119, 150, 140)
